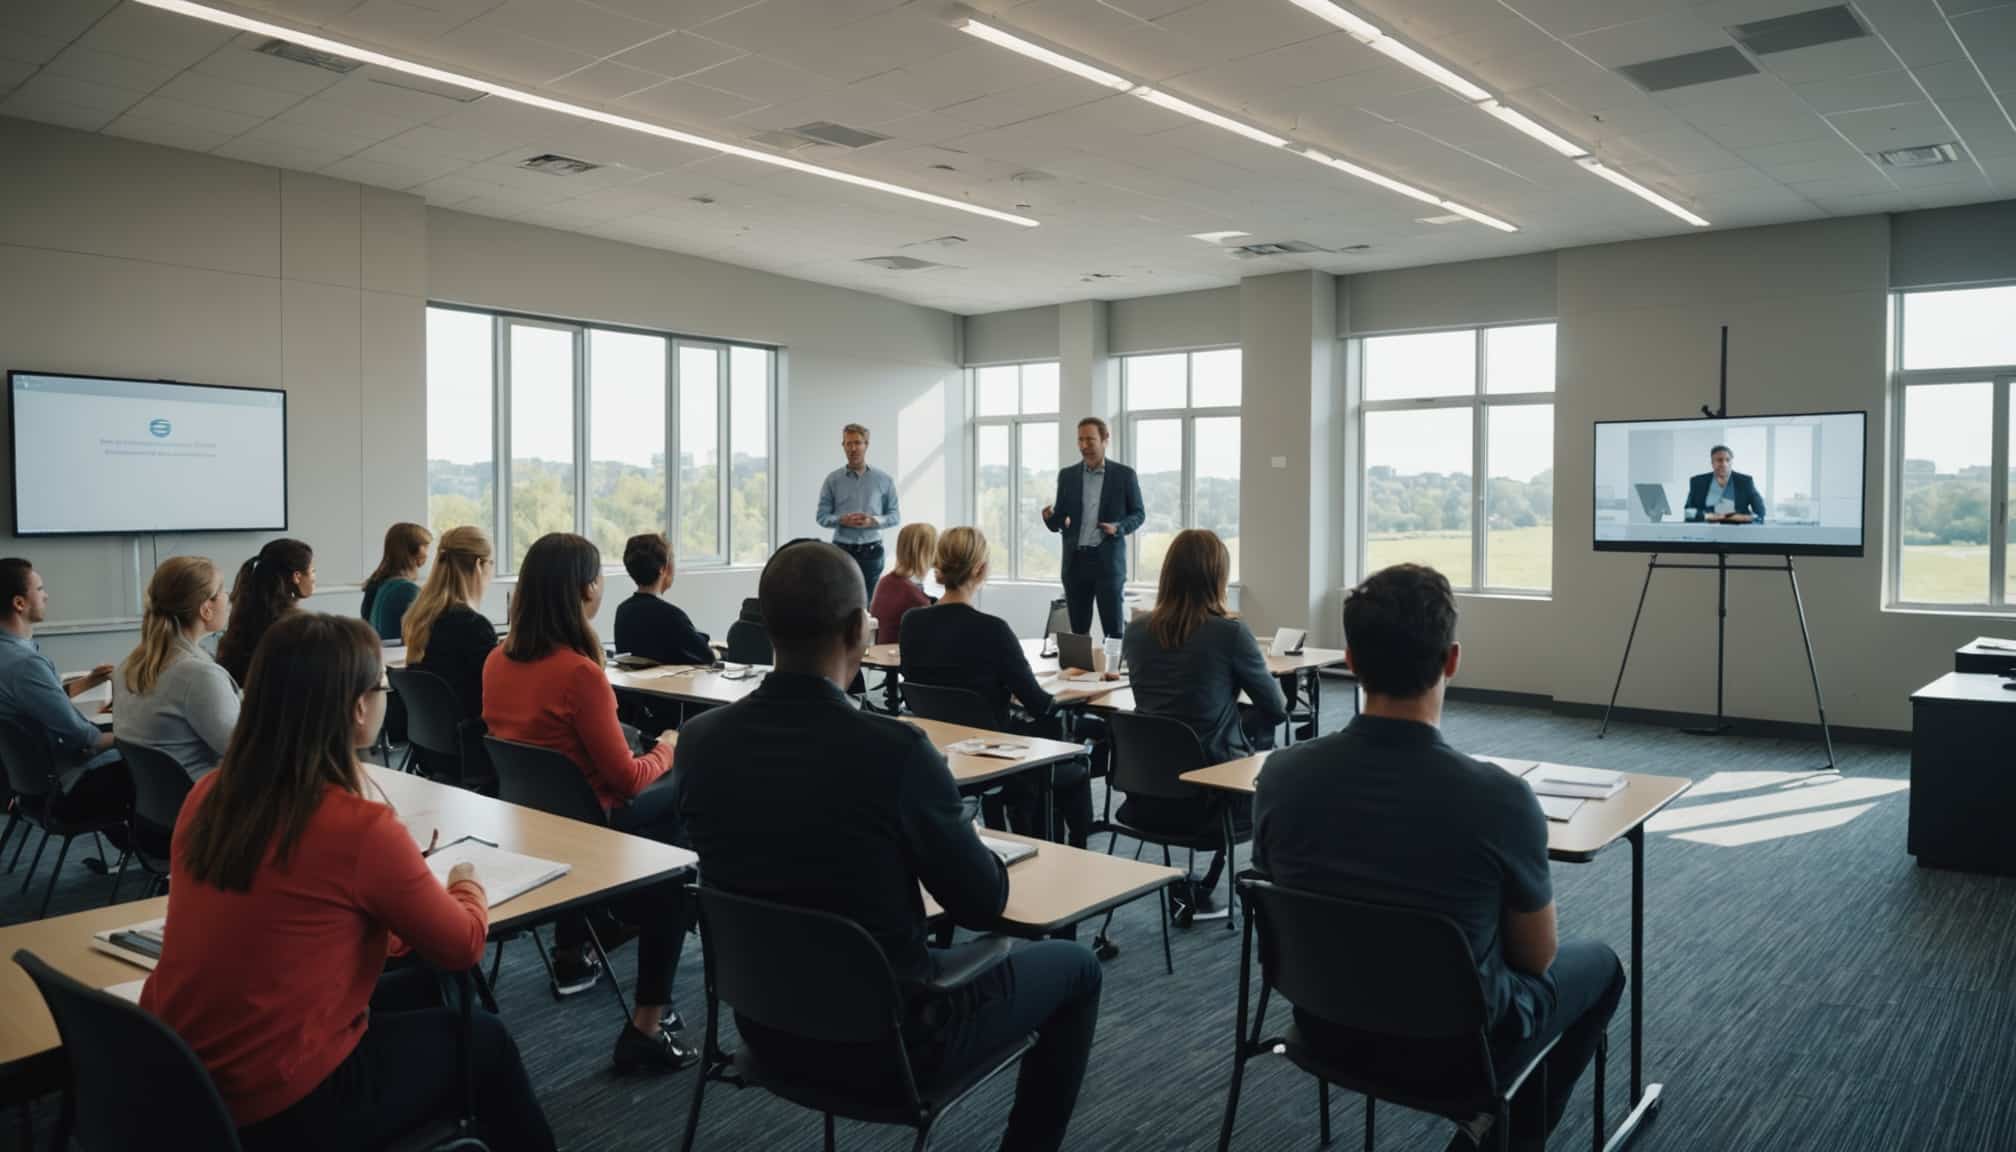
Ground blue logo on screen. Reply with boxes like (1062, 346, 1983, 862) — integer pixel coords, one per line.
(148, 418, 172, 438)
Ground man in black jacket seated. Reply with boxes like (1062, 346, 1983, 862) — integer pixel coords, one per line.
(614, 532, 715, 666)
(675, 542, 1103, 1152)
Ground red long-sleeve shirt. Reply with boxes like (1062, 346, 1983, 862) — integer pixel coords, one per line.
(482, 646, 672, 810)
(141, 772, 488, 1126)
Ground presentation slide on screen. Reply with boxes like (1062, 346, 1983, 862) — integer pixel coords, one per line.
(12, 374, 286, 534)
(1594, 412, 1864, 552)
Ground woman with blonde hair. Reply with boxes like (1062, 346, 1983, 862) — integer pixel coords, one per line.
(114, 556, 239, 782)
(363, 523, 432, 641)
(1120, 528, 1287, 911)
(402, 525, 496, 724)
(870, 522, 938, 642)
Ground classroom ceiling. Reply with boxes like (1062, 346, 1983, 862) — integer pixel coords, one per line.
(2, 0, 2012, 314)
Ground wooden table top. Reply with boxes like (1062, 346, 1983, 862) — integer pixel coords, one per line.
(1179, 751, 1691, 863)
(922, 831, 1181, 936)
(867, 637, 1342, 701)
(609, 663, 770, 707)
(0, 765, 695, 1073)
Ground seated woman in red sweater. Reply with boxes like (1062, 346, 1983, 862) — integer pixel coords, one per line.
(870, 521, 937, 642)
(483, 532, 693, 1072)
(142, 613, 554, 1152)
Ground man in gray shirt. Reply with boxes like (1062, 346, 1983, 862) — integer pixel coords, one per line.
(816, 423, 901, 597)
(0, 558, 128, 817)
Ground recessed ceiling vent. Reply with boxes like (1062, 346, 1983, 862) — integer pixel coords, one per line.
(752, 122, 890, 152)
(1727, 6, 1867, 55)
(256, 38, 362, 74)
(1228, 240, 1327, 259)
(903, 235, 968, 249)
(520, 153, 603, 176)
(857, 255, 953, 272)
(1875, 142, 1959, 168)
(1615, 46, 1757, 92)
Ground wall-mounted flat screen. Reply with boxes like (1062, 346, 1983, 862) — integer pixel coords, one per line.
(10, 371, 287, 536)
(1593, 411, 1865, 557)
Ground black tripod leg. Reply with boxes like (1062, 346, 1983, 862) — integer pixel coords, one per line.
(1787, 558, 1837, 771)
(1601, 555, 1659, 737)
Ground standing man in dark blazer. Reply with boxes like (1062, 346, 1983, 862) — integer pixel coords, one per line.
(1683, 444, 1766, 524)
(1041, 417, 1145, 639)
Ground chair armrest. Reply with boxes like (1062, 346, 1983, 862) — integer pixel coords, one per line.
(924, 936, 1016, 994)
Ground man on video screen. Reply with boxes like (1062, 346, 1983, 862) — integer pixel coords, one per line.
(1683, 444, 1765, 524)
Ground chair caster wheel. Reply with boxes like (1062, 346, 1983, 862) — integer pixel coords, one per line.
(1093, 935, 1120, 961)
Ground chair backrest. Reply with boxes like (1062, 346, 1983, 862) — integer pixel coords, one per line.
(1041, 599, 1071, 642)
(0, 716, 60, 801)
(725, 619, 772, 665)
(1241, 878, 1489, 1042)
(901, 681, 1006, 732)
(694, 886, 906, 1047)
(1105, 710, 1210, 801)
(13, 949, 243, 1151)
(481, 736, 607, 826)
(115, 740, 192, 844)
(386, 667, 466, 759)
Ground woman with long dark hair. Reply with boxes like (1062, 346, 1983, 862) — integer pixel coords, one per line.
(142, 613, 555, 1152)
(214, 538, 314, 686)
(362, 522, 431, 641)
(482, 532, 694, 1072)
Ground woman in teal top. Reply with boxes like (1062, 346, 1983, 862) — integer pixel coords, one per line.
(361, 522, 431, 642)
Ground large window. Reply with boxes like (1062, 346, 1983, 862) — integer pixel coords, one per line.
(425, 306, 775, 574)
(971, 362, 1060, 581)
(1355, 324, 1555, 592)
(1890, 284, 2016, 608)
(1121, 349, 1241, 585)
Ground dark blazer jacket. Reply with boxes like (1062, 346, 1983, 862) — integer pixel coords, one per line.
(1042, 460, 1146, 580)
(1684, 471, 1766, 522)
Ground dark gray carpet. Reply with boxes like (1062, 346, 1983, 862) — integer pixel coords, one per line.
(7, 689, 2007, 1152)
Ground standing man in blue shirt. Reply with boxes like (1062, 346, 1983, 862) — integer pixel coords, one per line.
(816, 423, 901, 599)
(1041, 417, 1144, 639)
(0, 558, 130, 819)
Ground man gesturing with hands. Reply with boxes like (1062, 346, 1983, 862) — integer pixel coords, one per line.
(1041, 417, 1144, 640)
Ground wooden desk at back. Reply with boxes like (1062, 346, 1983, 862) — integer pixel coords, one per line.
(0, 764, 694, 1083)
(608, 666, 1085, 790)
(922, 831, 1181, 938)
(865, 638, 1346, 678)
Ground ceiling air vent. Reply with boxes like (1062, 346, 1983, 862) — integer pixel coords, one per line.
(520, 154, 603, 176)
(256, 38, 362, 74)
(1615, 47, 1757, 93)
(903, 235, 968, 249)
(857, 256, 953, 272)
(1727, 6, 1867, 55)
(1228, 240, 1327, 259)
(793, 121, 890, 149)
(1875, 142, 1959, 168)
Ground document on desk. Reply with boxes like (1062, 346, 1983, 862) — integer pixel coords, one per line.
(1527, 763, 1625, 800)
(1535, 795, 1585, 823)
(945, 738, 1031, 760)
(90, 917, 167, 971)
(1476, 755, 1537, 778)
(425, 840, 571, 908)
(978, 834, 1038, 867)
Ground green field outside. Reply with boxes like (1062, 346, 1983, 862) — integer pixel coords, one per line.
(1900, 545, 2013, 605)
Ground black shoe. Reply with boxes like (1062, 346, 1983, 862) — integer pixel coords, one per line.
(613, 1023, 699, 1074)
(661, 1008, 686, 1033)
(551, 947, 603, 998)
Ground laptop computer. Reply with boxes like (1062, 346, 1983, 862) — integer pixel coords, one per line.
(1055, 632, 1098, 672)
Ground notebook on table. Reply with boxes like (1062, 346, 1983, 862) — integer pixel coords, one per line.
(945, 738, 1031, 761)
(978, 834, 1038, 868)
(424, 838, 571, 908)
(90, 918, 167, 971)
(1527, 763, 1626, 800)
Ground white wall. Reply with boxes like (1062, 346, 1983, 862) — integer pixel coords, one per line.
(1, 119, 965, 666)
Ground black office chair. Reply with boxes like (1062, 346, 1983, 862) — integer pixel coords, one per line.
(724, 620, 772, 665)
(680, 885, 1035, 1152)
(13, 950, 492, 1152)
(110, 741, 190, 901)
(1098, 710, 1242, 933)
(388, 668, 492, 793)
(0, 719, 127, 919)
(1039, 599, 1071, 655)
(481, 736, 630, 1022)
(1216, 878, 1602, 1152)
(900, 682, 1022, 832)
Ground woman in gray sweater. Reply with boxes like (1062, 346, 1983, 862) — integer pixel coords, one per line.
(113, 556, 240, 782)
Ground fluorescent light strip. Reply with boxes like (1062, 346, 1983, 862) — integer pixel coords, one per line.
(1298, 148, 1439, 206)
(957, 19, 1133, 91)
(1366, 37, 1491, 102)
(1578, 159, 1711, 227)
(1435, 201, 1517, 233)
(1478, 100, 1587, 158)
(1132, 88, 1288, 147)
(1283, 0, 1382, 40)
(133, 0, 1040, 228)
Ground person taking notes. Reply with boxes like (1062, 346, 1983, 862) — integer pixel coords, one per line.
(1683, 444, 1765, 524)
(816, 422, 901, 595)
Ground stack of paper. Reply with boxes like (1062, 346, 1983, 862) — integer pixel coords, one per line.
(425, 840, 571, 908)
(946, 738, 1030, 761)
(1528, 763, 1626, 800)
(1535, 795, 1585, 823)
(978, 835, 1038, 867)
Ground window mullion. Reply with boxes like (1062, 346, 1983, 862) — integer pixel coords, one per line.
(664, 337, 677, 559)
(574, 327, 590, 548)
(1472, 331, 1486, 592)
(717, 355, 730, 564)
(492, 316, 510, 574)
(1992, 378, 2012, 607)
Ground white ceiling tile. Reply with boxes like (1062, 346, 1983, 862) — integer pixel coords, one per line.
(333, 0, 491, 41)
(1611, 125, 1747, 173)
(1177, 31, 1369, 94)
(76, 3, 239, 68)
(346, 141, 480, 180)
(122, 93, 268, 135)
(1863, 15, 1968, 69)
(1736, 136, 1863, 167)
(192, 36, 350, 96)
(728, 85, 925, 133)
(427, 19, 599, 85)
(845, 45, 1056, 112)
(1755, 155, 1881, 183)
(480, 1, 668, 58)
(0, 0, 119, 41)
(1752, 35, 1901, 87)
(275, 92, 432, 139)
(0, 29, 68, 69)
(5, 73, 148, 115)
(547, 59, 670, 101)
(0, 58, 37, 95)
(609, 32, 745, 79)
(40, 47, 183, 95)
(1783, 173, 1899, 199)
(1696, 113, 1832, 148)
(242, 0, 373, 21)
(585, 0, 753, 27)
(934, 84, 1112, 132)
(238, 114, 384, 157)
(0, 88, 123, 131)
(1973, 46, 2016, 95)
(1569, 13, 1732, 68)
(692, 0, 908, 52)
(214, 134, 351, 170)
(379, 122, 527, 162)
(1661, 75, 1811, 126)
(1911, 59, 1994, 102)
(1950, 3, 2016, 53)
(742, 10, 974, 86)
(872, 111, 988, 146)
(1792, 69, 1924, 114)
(1827, 101, 1954, 151)
(1150, 0, 1332, 62)
(681, 53, 836, 105)
(1940, 97, 2016, 157)
(618, 77, 767, 122)
(154, 72, 306, 119)
(319, 154, 442, 188)
(102, 112, 238, 153)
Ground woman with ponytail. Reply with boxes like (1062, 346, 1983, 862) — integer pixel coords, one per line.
(402, 526, 496, 722)
(215, 539, 315, 687)
(114, 556, 239, 782)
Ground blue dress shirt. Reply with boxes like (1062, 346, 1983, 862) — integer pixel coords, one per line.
(817, 465, 901, 545)
(1077, 463, 1106, 547)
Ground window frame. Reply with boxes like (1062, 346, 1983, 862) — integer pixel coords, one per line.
(1118, 347, 1242, 584)
(1352, 322, 1556, 596)
(1886, 288, 2016, 611)
(967, 361, 1061, 583)
(430, 302, 777, 576)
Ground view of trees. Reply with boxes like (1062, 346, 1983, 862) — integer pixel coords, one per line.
(1900, 460, 1994, 547)
(1364, 465, 1553, 535)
